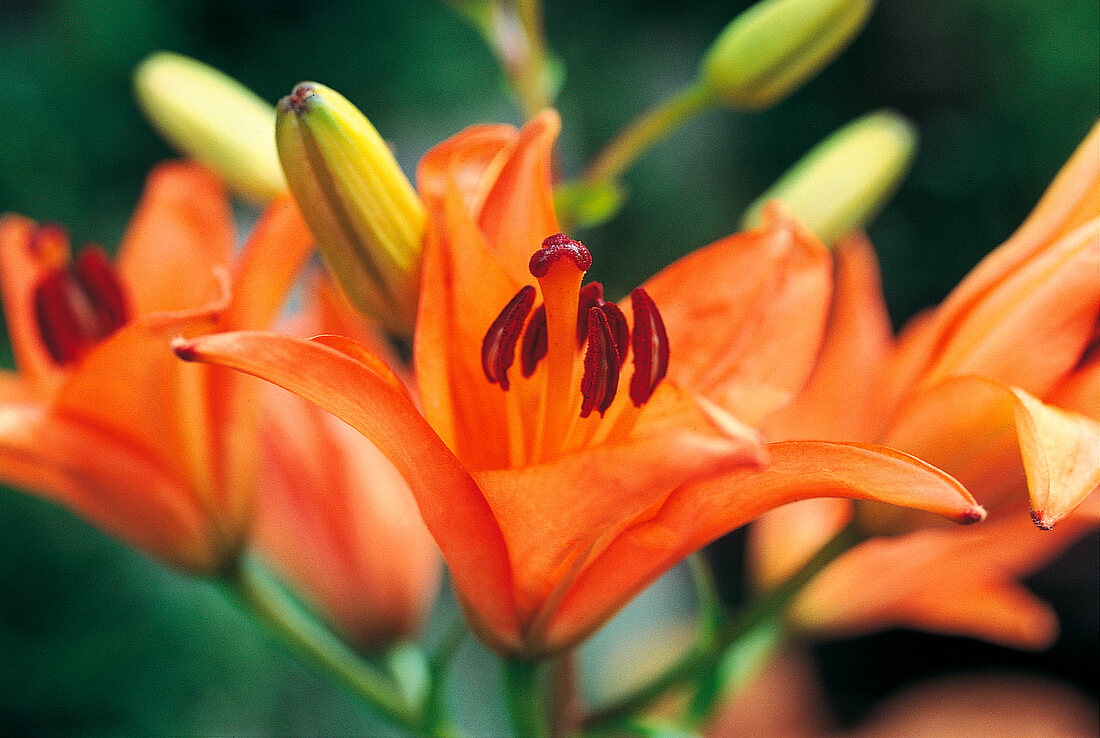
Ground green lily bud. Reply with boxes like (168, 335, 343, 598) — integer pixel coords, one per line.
(702, 0, 874, 110)
(133, 52, 285, 203)
(742, 110, 917, 246)
(276, 83, 425, 337)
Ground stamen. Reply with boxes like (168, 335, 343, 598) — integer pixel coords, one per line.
(529, 233, 592, 277)
(580, 307, 621, 418)
(629, 287, 669, 406)
(482, 284, 536, 390)
(600, 301, 630, 364)
(32, 244, 131, 366)
(520, 303, 547, 378)
(576, 281, 604, 346)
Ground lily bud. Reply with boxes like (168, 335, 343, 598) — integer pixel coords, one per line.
(742, 110, 917, 245)
(133, 52, 285, 204)
(701, 0, 874, 110)
(276, 83, 425, 337)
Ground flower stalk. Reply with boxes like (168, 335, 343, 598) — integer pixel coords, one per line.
(503, 659, 551, 738)
(581, 518, 860, 732)
(223, 555, 428, 734)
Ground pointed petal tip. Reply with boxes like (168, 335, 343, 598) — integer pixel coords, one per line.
(1030, 508, 1058, 530)
(172, 337, 200, 361)
(959, 505, 987, 525)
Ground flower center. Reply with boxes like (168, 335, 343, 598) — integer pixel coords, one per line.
(31, 225, 130, 366)
(481, 233, 669, 460)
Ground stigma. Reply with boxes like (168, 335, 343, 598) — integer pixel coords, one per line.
(482, 233, 669, 424)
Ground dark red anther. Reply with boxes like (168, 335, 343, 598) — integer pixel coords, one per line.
(482, 285, 536, 390)
(529, 233, 592, 277)
(579, 307, 621, 418)
(33, 245, 131, 366)
(629, 288, 669, 406)
(576, 281, 604, 346)
(600, 301, 630, 365)
(520, 303, 547, 377)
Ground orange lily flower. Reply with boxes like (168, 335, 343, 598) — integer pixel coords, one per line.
(174, 111, 985, 658)
(0, 161, 313, 573)
(751, 121, 1100, 648)
(256, 278, 440, 648)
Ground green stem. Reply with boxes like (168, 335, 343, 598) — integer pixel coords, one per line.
(581, 520, 858, 732)
(502, 659, 550, 738)
(224, 556, 426, 734)
(581, 79, 716, 185)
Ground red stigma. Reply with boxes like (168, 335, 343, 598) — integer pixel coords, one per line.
(580, 307, 621, 418)
(33, 242, 131, 366)
(629, 288, 669, 406)
(529, 233, 592, 277)
(482, 285, 536, 390)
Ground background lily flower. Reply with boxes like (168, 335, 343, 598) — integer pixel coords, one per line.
(750, 121, 1100, 648)
(256, 277, 440, 649)
(0, 162, 313, 572)
(175, 110, 984, 658)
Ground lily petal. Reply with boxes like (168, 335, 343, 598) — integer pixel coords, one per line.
(884, 376, 1099, 524)
(789, 511, 1097, 649)
(1011, 388, 1099, 529)
(919, 218, 1100, 396)
(541, 440, 983, 652)
(0, 215, 64, 394)
(472, 393, 764, 645)
(258, 385, 439, 648)
(765, 232, 894, 441)
(116, 161, 236, 314)
(172, 330, 520, 648)
(642, 203, 831, 425)
(415, 120, 553, 468)
(477, 110, 562, 285)
(0, 403, 213, 570)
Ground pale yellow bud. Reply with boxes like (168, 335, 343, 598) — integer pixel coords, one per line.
(742, 110, 917, 245)
(276, 83, 425, 337)
(702, 0, 874, 110)
(133, 52, 285, 203)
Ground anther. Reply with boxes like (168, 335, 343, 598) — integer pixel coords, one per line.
(33, 244, 131, 366)
(628, 288, 669, 406)
(521, 304, 548, 377)
(580, 307, 621, 418)
(482, 285, 536, 390)
(529, 233, 592, 277)
(576, 282, 604, 345)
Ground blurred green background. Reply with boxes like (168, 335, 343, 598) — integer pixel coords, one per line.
(0, 0, 1097, 735)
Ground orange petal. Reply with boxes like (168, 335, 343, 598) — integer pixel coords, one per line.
(172, 330, 520, 649)
(889, 123, 1100, 394)
(884, 376, 1099, 526)
(471, 393, 764, 652)
(765, 232, 895, 441)
(219, 195, 315, 331)
(919, 218, 1100, 396)
(258, 385, 440, 648)
(1011, 388, 1099, 529)
(0, 215, 64, 395)
(541, 440, 983, 652)
(415, 123, 542, 468)
(0, 402, 215, 571)
(935, 121, 1099, 326)
(642, 203, 831, 425)
(477, 110, 562, 284)
(789, 512, 1095, 649)
(116, 161, 236, 315)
